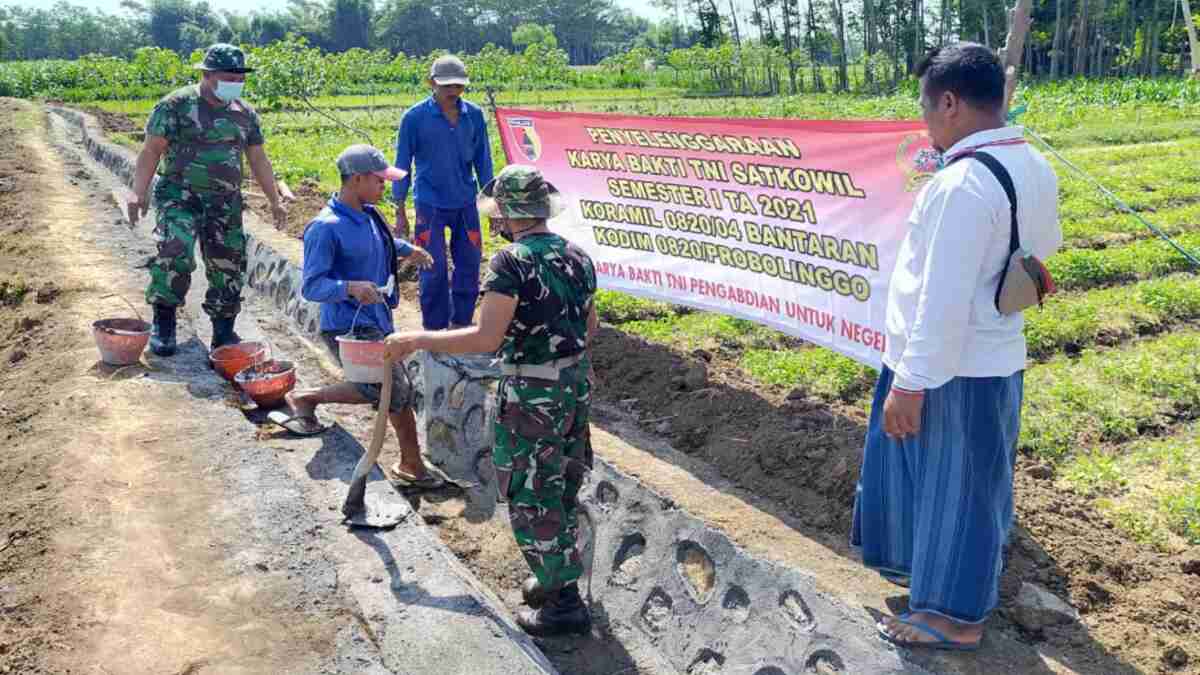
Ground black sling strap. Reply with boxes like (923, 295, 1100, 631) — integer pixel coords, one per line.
(949, 150, 1020, 311)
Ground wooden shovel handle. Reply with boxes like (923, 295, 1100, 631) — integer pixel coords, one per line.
(366, 353, 395, 468)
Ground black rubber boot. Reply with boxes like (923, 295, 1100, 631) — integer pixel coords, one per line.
(210, 316, 241, 351)
(516, 583, 591, 637)
(149, 304, 177, 357)
(522, 575, 548, 609)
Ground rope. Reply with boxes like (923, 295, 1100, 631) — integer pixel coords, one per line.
(1021, 125, 1200, 270)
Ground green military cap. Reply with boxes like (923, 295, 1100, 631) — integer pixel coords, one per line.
(478, 164, 566, 219)
(194, 43, 254, 74)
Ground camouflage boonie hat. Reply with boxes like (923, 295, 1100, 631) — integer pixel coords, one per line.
(478, 164, 565, 219)
(194, 43, 254, 74)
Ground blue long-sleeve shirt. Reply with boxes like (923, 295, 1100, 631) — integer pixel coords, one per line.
(302, 196, 416, 335)
(393, 96, 494, 209)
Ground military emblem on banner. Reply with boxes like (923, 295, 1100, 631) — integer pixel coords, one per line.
(508, 118, 542, 162)
(896, 132, 941, 192)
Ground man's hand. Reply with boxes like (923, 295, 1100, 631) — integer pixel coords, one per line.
(347, 281, 384, 305)
(882, 389, 924, 440)
(408, 246, 434, 270)
(384, 331, 425, 362)
(395, 209, 411, 239)
(126, 192, 149, 227)
(270, 201, 288, 228)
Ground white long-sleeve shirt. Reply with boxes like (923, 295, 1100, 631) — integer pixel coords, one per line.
(884, 126, 1063, 392)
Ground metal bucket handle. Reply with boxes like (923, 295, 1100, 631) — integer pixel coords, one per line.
(100, 293, 145, 323)
(98, 294, 148, 335)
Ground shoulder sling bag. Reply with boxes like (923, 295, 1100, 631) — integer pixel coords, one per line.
(950, 150, 1056, 314)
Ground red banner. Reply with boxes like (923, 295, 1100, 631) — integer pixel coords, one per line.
(495, 107, 936, 368)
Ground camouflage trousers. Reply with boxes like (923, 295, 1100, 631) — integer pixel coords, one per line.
(493, 361, 593, 592)
(145, 180, 246, 318)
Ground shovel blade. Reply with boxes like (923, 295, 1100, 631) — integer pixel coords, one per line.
(343, 492, 409, 529)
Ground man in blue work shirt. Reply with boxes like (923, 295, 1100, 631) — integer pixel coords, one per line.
(393, 54, 494, 331)
(274, 144, 443, 489)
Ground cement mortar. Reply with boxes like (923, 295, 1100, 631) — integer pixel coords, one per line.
(55, 105, 932, 675)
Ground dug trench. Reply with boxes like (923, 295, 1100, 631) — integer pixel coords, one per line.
(29, 100, 1200, 674)
(228, 115, 1200, 672)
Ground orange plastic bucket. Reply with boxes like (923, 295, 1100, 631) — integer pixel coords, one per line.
(234, 360, 296, 408)
(209, 341, 269, 382)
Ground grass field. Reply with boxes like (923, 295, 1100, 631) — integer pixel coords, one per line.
(87, 82, 1200, 549)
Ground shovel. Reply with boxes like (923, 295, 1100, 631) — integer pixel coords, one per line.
(341, 352, 408, 528)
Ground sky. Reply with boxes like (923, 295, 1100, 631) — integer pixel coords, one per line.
(9, 0, 669, 22)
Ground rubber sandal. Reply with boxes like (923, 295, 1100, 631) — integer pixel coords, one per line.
(266, 410, 329, 437)
(389, 463, 446, 489)
(877, 617, 981, 652)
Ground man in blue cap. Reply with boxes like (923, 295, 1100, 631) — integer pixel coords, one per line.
(393, 54, 494, 331)
(275, 144, 442, 488)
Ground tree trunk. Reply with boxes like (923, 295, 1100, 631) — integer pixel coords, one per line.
(939, 0, 950, 44)
(863, 0, 875, 86)
(983, 0, 992, 46)
(807, 0, 823, 92)
(913, 0, 923, 68)
(783, 0, 798, 93)
(729, 0, 743, 46)
(833, 0, 849, 90)
(1149, 0, 1162, 74)
(1122, 0, 1135, 75)
(1075, 0, 1089, 75)
(1181, 0, 1200, 77)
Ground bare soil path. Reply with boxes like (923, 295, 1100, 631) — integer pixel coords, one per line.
(0, 98, 350, 674)
(2, 99, 553, 675)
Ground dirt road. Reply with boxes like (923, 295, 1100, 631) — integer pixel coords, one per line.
(0, 97, 353, 673)
(0, 99, 552, 675)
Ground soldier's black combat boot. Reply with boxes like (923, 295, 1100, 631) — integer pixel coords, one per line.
(522, 575, 548, 608)
(149, 304, 177, 356)
(516, 583, 591, 637)
(210, 316, 241, 351)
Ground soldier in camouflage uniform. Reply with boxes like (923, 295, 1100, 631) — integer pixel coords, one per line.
(384, 165, 599, 637)
(126, 43, 288, 355)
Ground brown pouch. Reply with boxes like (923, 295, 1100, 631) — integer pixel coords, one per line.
(997, 249, 1056, 314)
(952, 150, 1056, 315)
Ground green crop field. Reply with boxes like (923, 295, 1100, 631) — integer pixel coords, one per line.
(10, 48, 1199, 550)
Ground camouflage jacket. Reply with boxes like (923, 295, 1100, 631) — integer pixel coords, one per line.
(145, 84, 264, 194)
(482, 233, 597, 366)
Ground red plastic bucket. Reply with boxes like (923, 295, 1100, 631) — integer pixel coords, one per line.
(92, 318, 150, 366)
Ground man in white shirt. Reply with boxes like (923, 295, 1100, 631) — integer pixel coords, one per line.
(852, 42, 1062, 651)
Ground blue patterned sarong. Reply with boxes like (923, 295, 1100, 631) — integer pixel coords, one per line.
(851, 365, 1024, 624)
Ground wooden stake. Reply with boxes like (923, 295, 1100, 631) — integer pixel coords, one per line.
(999, 0, 1034, 112)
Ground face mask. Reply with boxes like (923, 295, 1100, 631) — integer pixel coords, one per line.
(214, 80, 244, 102)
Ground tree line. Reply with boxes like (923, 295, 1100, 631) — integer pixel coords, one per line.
(1, 0, 1196, 84)
(0, 0, 651, 65)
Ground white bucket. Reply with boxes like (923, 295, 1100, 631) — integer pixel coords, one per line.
(336, 334, 387, 384)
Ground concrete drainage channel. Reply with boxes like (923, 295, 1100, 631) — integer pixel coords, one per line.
(53, 106, 928, 675)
